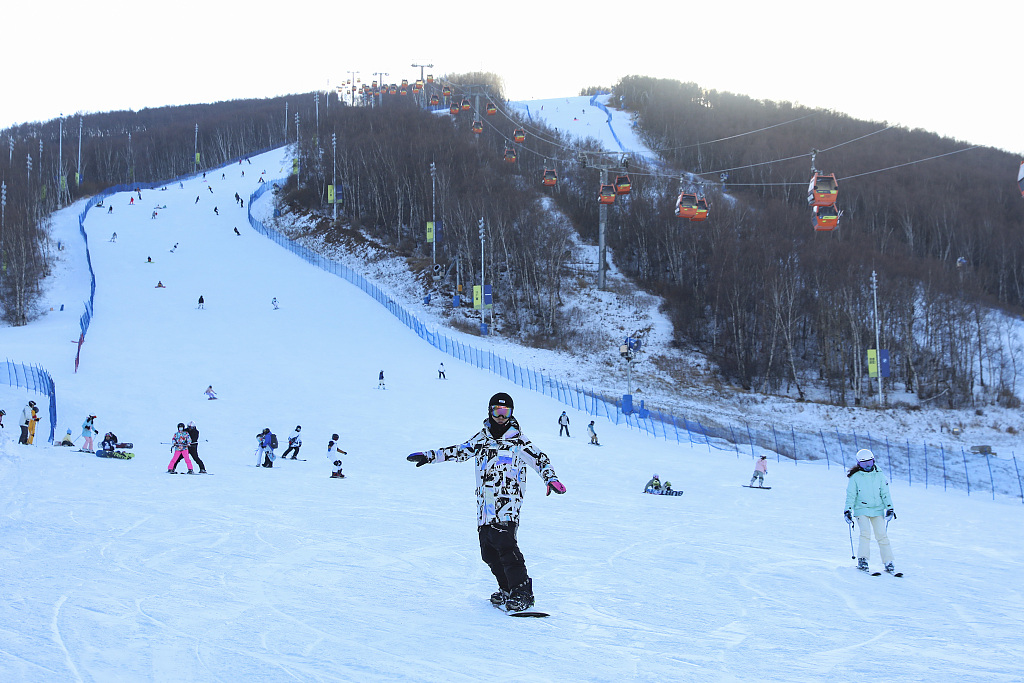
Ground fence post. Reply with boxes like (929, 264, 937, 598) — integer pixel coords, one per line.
(961, 447, 971, 496)
(791, 427, 798, 465)
(939, 444, 946, 491)
(922, 440, 927, 489)
(1014, 454, 1023, 504)
(746, 424, 756, 458)
(820, 429, 830, 469)
(986, 452, 995, 501)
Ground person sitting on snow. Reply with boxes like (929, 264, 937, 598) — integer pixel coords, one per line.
(644, 474, 663, 494)
(59, 429, 75, 447)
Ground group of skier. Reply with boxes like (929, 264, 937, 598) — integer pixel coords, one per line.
(252, 425, 348, 478)
(556, 411, 599, 445)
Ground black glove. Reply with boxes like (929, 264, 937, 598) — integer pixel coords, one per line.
(885, 509, 896, 520)
(407, 452, 429, 467)
(844, 510, 853, 525)
(333, 460, 342, 467)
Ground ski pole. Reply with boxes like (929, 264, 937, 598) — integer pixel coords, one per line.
(848, 521, 856, 560)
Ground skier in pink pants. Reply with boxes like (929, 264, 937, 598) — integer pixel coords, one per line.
(167, 422, 195, 473)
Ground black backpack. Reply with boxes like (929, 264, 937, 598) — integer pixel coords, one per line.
(270, 433, 278, 449)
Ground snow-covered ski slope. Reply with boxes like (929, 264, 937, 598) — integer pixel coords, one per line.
(1, 147, 1022, 682)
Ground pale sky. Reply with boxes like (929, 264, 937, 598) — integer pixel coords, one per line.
(4, 1, 1020, 154)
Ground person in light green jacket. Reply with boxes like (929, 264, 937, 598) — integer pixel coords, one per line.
(844, 449, 897, 574)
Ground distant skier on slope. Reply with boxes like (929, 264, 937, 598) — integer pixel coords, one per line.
(406, 392, 566, 613)
(750, 456, 768, 487)
(558, 411, 570, 437)
(282, 426, 302, 459)
(327, 433, 347, 478)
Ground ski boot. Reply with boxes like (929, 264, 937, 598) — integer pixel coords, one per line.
(884, 562, 896, 575)
(857, 558, 870, 573)
(505, 579, 535, 613)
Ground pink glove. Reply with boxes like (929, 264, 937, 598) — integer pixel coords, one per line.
(546, 480, 566, 496)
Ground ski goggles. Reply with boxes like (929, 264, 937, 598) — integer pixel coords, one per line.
(490, 405, 512, 419)
(859, 459, 875, 469)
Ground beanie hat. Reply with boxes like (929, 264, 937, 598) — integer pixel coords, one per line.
(856, 448, 875, 462)
(488, 392, 514, 413)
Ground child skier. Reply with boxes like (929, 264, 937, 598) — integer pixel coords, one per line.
(844, 449, 897, 574)
(587, 420, 599, 445)
(558, 411, 570, 437)
(750, 455, 768, 487)
(327, 434, 347, 478)
(167, 423, 195, 474)
(407, 392, 566, 612)
(81, 415, 98, 452)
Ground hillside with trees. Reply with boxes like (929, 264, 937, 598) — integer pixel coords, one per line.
(4, 74, 1023, 412)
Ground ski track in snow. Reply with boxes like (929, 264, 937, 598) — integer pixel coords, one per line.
(0, 146, 1022, 681)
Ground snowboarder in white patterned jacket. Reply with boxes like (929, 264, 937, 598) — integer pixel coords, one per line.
(407, 392, 566, 613)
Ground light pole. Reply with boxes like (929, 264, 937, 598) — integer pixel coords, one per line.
(332, 133, 337, 221)
(314, 92, 320, 138)
(348, 71, 360, 106)
(284, 101, 288, 140)
(372, 72, 388, 107)
(77, 116, 83, 187)
(871, 270, 882, 407)
(430, 161, 436, 264)
(294, 113, 300, 185)
(479, 217, 486, 334)
(194, 123, 199, 174)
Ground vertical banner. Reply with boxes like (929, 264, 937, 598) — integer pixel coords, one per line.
(867, 349, 878, 378)
(879, 349, 891, 378)
(293, 158, 299, 175)
(59, 175, 67, 192)
(426, 221, 434, 243)
(75, 172, 80, 185)
(483, 284, 493, 309)
(327, 185, 336, 204)
(473, 285, 482, 310)
(195, 152, 201, 165)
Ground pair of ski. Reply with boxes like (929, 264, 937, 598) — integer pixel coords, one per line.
(742, 485, 772, 490)
(867, 570, 904, 577)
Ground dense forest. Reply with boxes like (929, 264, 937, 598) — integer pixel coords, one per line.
(3, 74, 1023, 411)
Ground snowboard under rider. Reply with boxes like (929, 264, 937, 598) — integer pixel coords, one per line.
(328, 433, 347, 478)
(282, 426, 303, 459)
(407, 392, 566, 613)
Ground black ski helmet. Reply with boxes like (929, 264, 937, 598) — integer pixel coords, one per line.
(295, 425, 301, 431)
(331, 433, 339, 441)
(488, 392, 514, 414)
(177, 422, 186, 430)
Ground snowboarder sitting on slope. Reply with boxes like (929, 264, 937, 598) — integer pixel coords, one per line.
(328, 434, 347, 478)
(750, 455, 768, 487)
(644, 474, 662, 494)
(407, 392, 566, 613)
(844, 449, 897, 575)
(101, 431, 118, 453)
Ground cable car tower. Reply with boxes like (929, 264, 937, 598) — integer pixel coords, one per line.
(579, 151, 631, 289)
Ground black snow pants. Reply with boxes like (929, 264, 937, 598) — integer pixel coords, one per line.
(478, 521, 529, 592)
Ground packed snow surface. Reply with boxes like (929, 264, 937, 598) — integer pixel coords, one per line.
(1, 146, 1023, 682)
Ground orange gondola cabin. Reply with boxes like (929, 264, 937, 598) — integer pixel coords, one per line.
(812, 205, 841, 231)
(486, 102, 498, 116)
(614, 174, 631, 195)
(512, 128, 526, 143)
(472, 120, 483, 135)
(690, 196, 710, 222)
(450, 103, 460, 115)
(1018, 161, 1024, 197)
(599, 184, 617, 204)
(808, 172, 839, 207)
(461, 99, 472, 111)
(675, 192, 698, 219)
(542, 169, 558, 187)
(504, 147, 517, 163)
(429, 94, 440, 106)
(441, 85, 453, 98)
